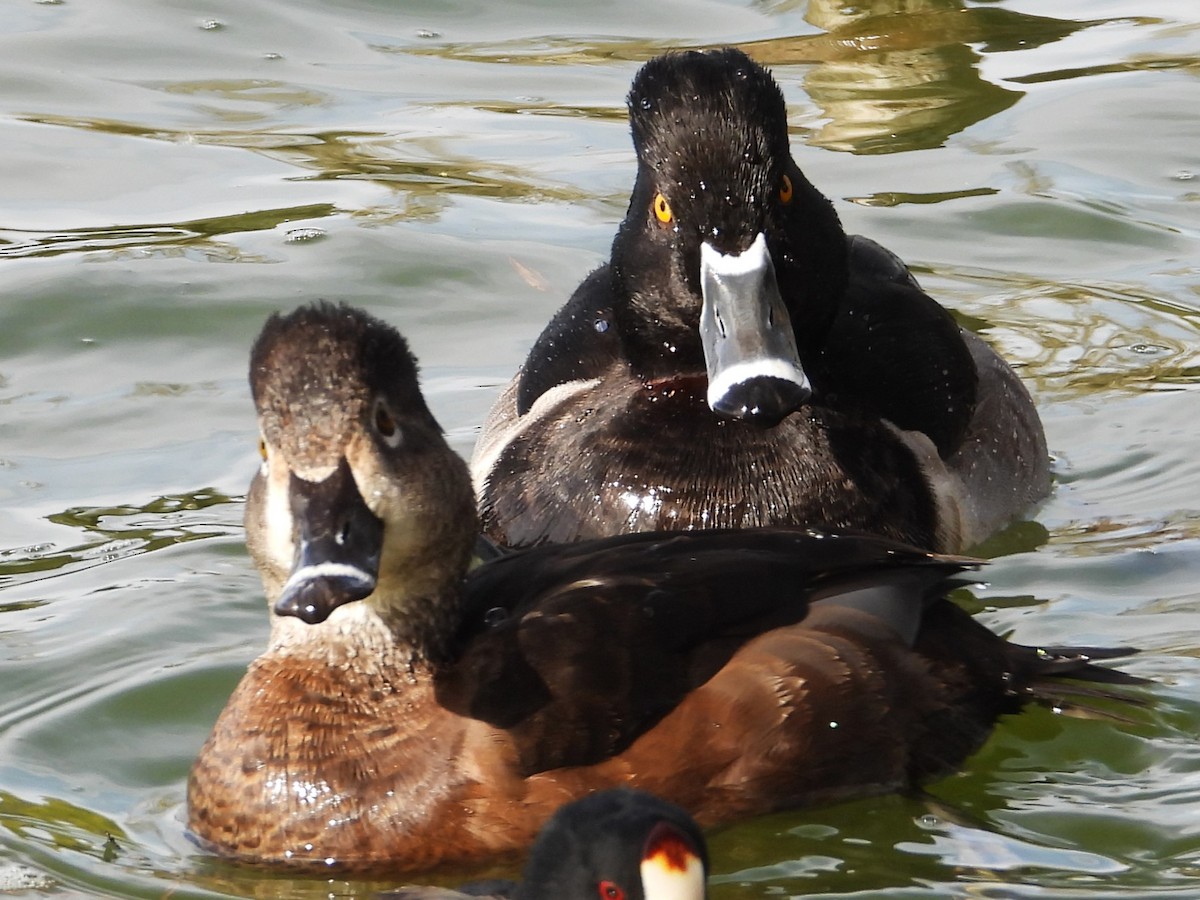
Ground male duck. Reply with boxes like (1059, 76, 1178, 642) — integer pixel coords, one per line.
(187, 303, 1131, 871)
(385, 788, 707, 899)
(472, 48, 1049, 553)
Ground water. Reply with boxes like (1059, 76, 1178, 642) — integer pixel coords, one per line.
(2, 0, 1199, 896)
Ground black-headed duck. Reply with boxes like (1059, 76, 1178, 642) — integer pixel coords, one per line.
(472, 48, 1049, 553)
(385, 788, 707, 899)
(187, 303, 1132, 872)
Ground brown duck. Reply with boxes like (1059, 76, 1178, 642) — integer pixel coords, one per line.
(187, 302, 1136, 872)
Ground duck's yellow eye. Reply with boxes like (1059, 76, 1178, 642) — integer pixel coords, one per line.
(653, 193, 673, 224)
(780, 174, 794, 205)
(257, 437, 267, 460)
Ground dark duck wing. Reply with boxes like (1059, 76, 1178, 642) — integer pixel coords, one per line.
(441, 527, 1140, 799)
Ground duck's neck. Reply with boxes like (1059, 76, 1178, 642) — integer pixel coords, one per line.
(374, 568, 466, 665)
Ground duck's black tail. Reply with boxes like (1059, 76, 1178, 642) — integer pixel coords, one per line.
(1008, 641, 1149, 720)
(906, 601, 1150, 783)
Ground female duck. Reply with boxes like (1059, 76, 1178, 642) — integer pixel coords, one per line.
(187, 303, 1129, 871)
(472, 48, 1049, 553)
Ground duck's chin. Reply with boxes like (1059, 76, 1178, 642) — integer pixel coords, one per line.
(267, 598, 406, 657)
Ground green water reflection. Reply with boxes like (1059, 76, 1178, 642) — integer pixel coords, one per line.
(0, 203, 336, 261)
(0, 792, 125, 860)
(1, 490, 239, 587)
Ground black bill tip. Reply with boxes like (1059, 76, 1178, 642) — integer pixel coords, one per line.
(709, 374, 811, 427)
(274, 563, 377, 624)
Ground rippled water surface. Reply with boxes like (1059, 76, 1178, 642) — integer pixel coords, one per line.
(2, 0, 1200, 897)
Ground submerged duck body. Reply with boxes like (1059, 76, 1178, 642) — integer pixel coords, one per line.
(472, 48, 1049, 553)
(187, 303, 1133, 872)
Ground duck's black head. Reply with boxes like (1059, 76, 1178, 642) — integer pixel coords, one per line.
(613, 48, 848, 426)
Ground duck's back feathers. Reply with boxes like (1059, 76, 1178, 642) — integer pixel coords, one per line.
(456, 527, 969, 641)
(438, 530, 973, 774)
(441, 528, 1140, 810)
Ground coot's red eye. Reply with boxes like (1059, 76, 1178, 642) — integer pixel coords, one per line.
(598, 880, 625, 900)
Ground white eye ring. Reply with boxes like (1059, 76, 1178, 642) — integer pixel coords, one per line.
(372, 397, 403, 448)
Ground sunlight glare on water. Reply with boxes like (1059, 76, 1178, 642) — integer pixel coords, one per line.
(1, 0, 1199, 897)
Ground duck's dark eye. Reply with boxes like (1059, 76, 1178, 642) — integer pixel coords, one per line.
(597, 881, 625, 900)
(652, 193, 673, 225)
(780, 174, 794, 205)
(373, 399, 402, 448)
(257, 437, 268, 461)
